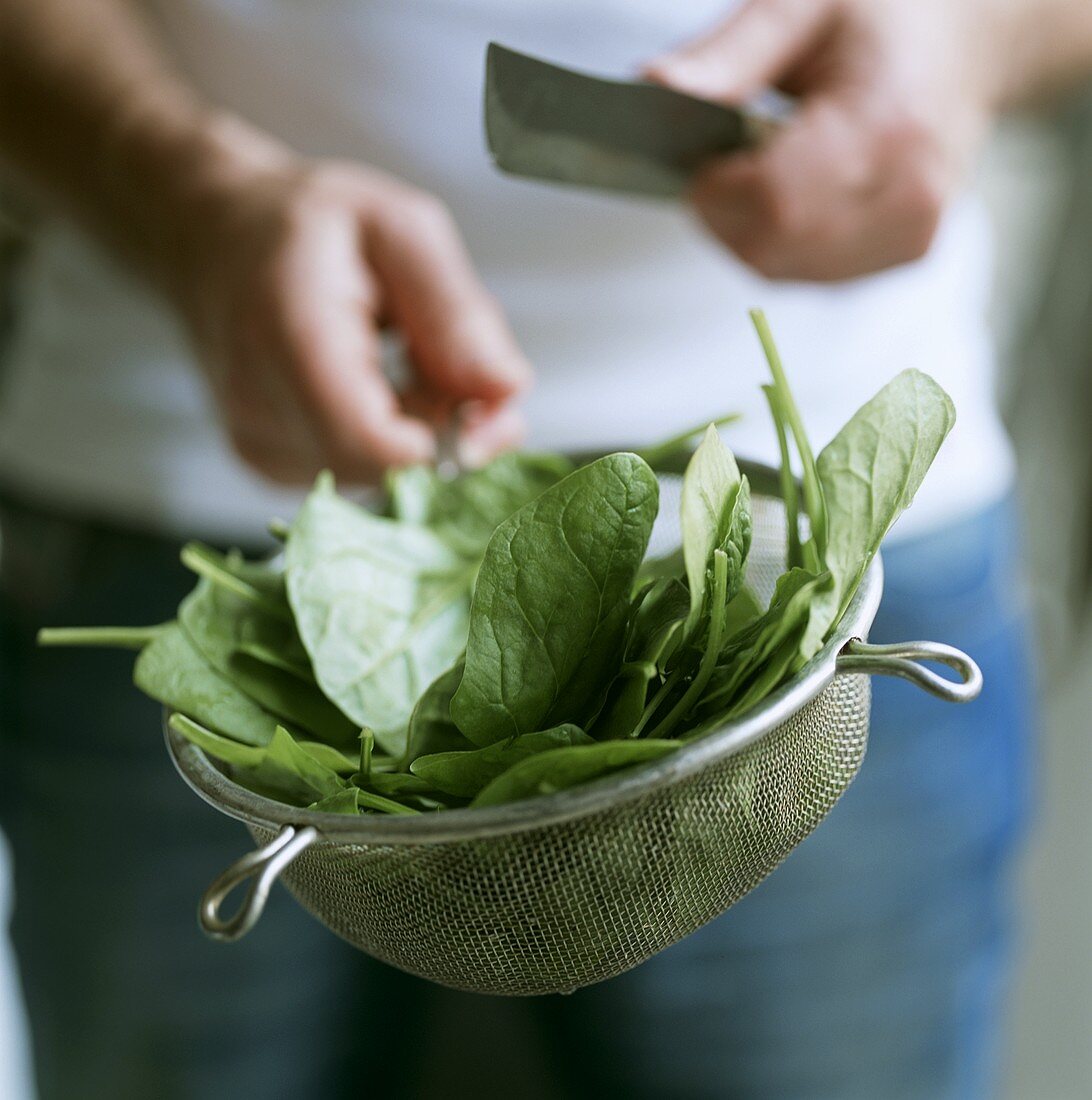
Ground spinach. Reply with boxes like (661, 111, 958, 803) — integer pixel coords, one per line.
(309, 788, 420, 816)
(636, 412, 740, 473)
(815, 369, 956, 628)
(389, 453, 573, 557)
(695, 568, 831, 724)
(762, 384, 803, 570)
(679, 424, 752, 640)
(178, 566, 359, 748)
(169, 714, 346, 805)
(722, 585, 763, 636)
(590, 578, 688, 741)
(472, 739, 680, 808)
(403, 662, 474, 764)
(451, 453, 659, 744)
(135, 624, 280, 747)
(179, 542, 293, 622)
(750, 309, 827, 568)
(411, 725, 591, 798)
(39, 313, 960, 817)
(286, 472, 474, 754)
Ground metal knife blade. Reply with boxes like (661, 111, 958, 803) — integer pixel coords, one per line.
(484, 42, 768, 199)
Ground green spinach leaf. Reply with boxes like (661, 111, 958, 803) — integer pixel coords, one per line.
(411, 725, 591, 797)
(286, 473, 474, 754)
(389, 453, 573, 557)
(815, 368, 956, 628)
(451, 453, 659, 745)
(178, 573, 358, 747)
(169, 714, 345, 805)
(591, 578, 688, 740)
(471, 739, 680, 808)
(403, 662, 474, 764)
(680, 425, 752, 640)
(135, 624, 278, 747)
(308, 787, 420, 816)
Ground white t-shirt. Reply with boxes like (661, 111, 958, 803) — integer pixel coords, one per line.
(0, 0, 1013, 542)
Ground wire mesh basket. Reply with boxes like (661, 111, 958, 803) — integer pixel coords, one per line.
(166, 458, 981, 996)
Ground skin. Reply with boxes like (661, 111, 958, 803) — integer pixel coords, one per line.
(0, 0, 531, 484)
(2, 0, 1092, 478)
(646, 0, 1092, 282)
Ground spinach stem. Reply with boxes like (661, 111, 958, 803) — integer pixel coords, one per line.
(354, 790, 420, 815)
(235, 642, 312, 683)
(36, 625, 163, 650)
(631, 671, 679, 739)
(180, 543, 292, 622)
(762, 385, 803, 570)
(647, 550, 730, 740)
(750, 309, 827, 560)
(637, 412, 741, 468)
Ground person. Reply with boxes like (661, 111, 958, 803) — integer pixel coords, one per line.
(0, 1, 1089, 1096)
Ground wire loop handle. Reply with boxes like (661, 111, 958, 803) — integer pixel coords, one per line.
(836, 639, 983, 703)
(199, 825, 319, 941)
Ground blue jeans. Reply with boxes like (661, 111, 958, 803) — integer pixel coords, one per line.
(0, 493, 1033, 1099)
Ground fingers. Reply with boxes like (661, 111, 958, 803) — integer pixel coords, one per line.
(227, 212, 436, 485)
(277, 273, 437, 480)
(687, 91, 944, 281)
(646, 0, 840, 103)
(458, 401, 526, 467)
(645, 0, 955, 281)
(364, 191, 533, 403)
(401, 383, 527, 468)
(211, 168, 532, 487)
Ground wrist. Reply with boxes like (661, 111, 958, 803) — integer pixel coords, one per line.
(101, 98, 302, 294)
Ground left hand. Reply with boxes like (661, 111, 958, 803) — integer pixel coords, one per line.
(646, 0, 995, 281)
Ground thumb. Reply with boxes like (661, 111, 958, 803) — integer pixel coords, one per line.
(645, 0, 838, 104)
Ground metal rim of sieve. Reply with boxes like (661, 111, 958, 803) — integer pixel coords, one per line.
(165, 456, 979, 849)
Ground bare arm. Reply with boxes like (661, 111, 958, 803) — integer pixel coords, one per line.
(0, 0, 281, 300)
(646, 0, 1092, 282)
(995, 0, 1092, 106)
(0, 0, 530, 482)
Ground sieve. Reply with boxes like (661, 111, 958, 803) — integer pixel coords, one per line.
(165, 458, 981, 996)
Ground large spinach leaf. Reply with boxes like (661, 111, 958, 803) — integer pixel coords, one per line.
(286, 473, 474, 754)
(815, 369, 956, 628)
(451, 453, 659, 745)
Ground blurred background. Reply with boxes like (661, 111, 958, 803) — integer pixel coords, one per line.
(0, 90, 1090, 1100)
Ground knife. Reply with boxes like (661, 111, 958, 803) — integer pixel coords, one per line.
(484, 42, 773, 199)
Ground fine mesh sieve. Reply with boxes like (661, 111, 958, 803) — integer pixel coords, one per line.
(166, 458, 982, 996)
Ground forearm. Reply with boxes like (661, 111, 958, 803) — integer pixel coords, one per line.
(991, 0, 1092, 108)
(0, 0, 289, 290)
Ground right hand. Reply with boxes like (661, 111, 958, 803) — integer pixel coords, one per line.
(162, 140, 531, 485)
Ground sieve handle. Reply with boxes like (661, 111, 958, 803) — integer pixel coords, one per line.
(199, 825, 319, 942)
(836, 638, 983, 703)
